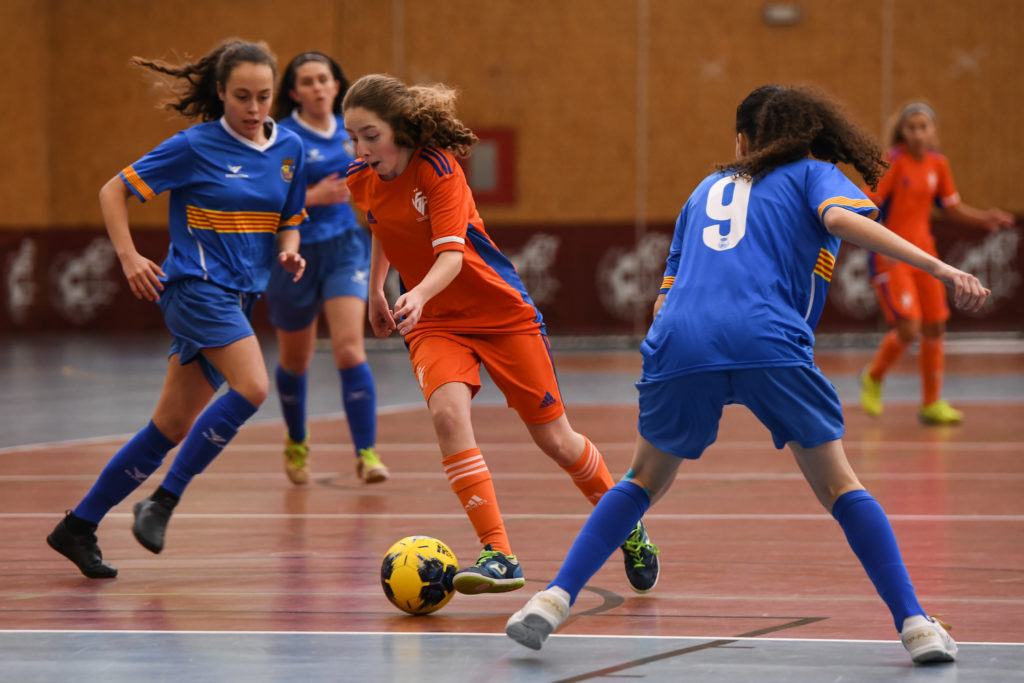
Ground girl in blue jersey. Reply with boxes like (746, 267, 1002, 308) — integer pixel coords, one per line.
(506, 85, 989, 664)
(46, 39, 308, 578)
(264, 52, 387, 486)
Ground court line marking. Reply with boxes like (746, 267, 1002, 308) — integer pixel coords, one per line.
(4, 512, 1024, 522)
(0, 628, 1018, 647)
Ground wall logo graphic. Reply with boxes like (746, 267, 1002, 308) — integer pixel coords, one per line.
(507, 233, 561, 305)
(596, 233, 671, 322)
(830, 247, 879, 319)
(49, 238, 119, 324)
(6, 238, 37, 325)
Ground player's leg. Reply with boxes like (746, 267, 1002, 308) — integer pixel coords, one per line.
(915, 269, 959, 424)
(132, 333, 266, 554)
(410, 333, 522, 593)
(275, 322, 318, 484)
(46, 354, 210, 578)
(507, 372, 722, 650)
(506, 436, 681, 650)
(323, 294, 386, 482)
(265, 242, 323, 484)
(863, 259, 920, 416)
(791, 439, 956, 662)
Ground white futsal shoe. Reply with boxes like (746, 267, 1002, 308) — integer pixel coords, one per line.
(900, 615, 958, 663)
(505, 587, 571, 650)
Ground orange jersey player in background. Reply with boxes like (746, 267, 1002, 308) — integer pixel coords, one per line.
(860, 102, 1015, 425)
(343, 74, 658, 596)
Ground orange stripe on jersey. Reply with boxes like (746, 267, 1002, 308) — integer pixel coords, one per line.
(186, 206, 280, 234)
(121, 165, 156, 201)
(813, 248, 835, 281)
(281, 209, 307, 228)
(660, 276, 675, 291)
(816, 196, 878, 221)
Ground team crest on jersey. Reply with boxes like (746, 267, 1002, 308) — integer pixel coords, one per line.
(281, 158, 296, 183)
(344, 139, 355, 157)
(412, 188, 429, 220)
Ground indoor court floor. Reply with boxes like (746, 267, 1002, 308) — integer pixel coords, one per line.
(1, 332, 1022, 681)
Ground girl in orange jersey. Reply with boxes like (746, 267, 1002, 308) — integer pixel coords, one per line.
(860, 102, 1014, 424)
(342, 74, 658, 595)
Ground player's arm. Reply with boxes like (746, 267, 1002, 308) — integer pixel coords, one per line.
(943, 201, 1015, 232)
(304, 173, 350, 207)
(393, 250, 463, 336)
(824, 206, 988, 312)
(99, 174, 166, 302)
(368, 235, 396, 337)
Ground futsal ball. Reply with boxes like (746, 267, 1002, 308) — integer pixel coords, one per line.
(380, 535, 459, 615)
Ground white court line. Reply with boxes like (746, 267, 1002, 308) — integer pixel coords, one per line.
(1, 471, 1021, 482)
(0, 629, 1018, 647)
(3, 512, 1023, 522)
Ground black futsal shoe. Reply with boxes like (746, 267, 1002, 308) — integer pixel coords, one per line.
(620, 520, 660, 593)
(132, 497, 174, 554)
(46, 513, 118, 579)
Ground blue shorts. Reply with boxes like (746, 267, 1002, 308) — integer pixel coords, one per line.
(264, 229, 371, 332)
(636, 365, 845, 459)
(159, 278, 258, 389)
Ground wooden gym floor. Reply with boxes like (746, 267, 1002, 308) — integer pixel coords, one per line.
(0, 333, 1022, 681)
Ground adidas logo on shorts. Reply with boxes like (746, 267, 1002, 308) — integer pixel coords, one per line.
(539, 392, 557, 408)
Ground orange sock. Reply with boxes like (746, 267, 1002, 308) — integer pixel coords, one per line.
(920, 337, 944, 405)
(561, 436, 614, 504)
(442, 448, 511, 554)
(869, 329, 908, 381)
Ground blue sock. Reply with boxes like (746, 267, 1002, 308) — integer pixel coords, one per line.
(161, 389, 257, 497)
(832, 489, 925, 630)
(275, 365, 307, 443)
(548, 480, 650, 604)
(73, 421, 177, 524)
(340, 362, 377, 454)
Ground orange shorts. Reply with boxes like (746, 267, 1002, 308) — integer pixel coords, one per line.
(407, 331, 565, 424)
(870, 254, 949, 325)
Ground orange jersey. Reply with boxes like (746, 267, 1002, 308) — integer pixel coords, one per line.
(864, 144, 960, 255)
(346, 146, 542, 340)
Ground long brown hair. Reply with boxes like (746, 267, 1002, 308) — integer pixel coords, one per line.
(721, 85, 888, 190)
(132, 39, 277, 122)
(342, 74, 478, 157)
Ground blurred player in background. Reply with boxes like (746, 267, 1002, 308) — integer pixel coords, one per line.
(860, 101, 1014, 424)
(265, 51, 388, 486)
(507, 85, 988, 665)
(342, 74, 658, 596)
(47, 39, 307, 577)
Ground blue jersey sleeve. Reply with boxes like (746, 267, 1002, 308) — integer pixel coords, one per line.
(120, 131, 194, 202)
(806, 164, 879, 224)
(659, 205, 687, 294)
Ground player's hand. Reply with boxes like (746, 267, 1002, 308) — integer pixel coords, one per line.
(306, 173, 350, 206)
(983, 208, 1015, 232)
(368, 294, 397, 337)
(278, 251, 306, 282)
(392, 290, 426, 336)
(937, 264, 990, 313)
(120, 251, 165, 301)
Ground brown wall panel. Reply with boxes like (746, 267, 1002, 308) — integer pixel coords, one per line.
(1, 1, 51, 226)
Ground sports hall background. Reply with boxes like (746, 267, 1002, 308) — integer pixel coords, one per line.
(0, 0, 1020, 337)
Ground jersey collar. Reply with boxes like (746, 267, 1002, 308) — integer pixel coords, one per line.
(219, 116, 279, 152)
(290, 110, 337, 139)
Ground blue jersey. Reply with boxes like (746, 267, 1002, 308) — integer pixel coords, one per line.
(642, 159, 877, 380)
(277, 111, 360, 244)
(121, 118, 307, 293)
